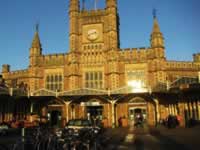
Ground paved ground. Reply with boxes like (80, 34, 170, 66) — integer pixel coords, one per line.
(1, 126, 200, 150)
(102, 125, 200, 150)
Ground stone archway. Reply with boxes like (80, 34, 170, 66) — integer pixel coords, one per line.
(69, 95, 110, 127)
(126, 96, 156, 126)
(82, 99, 104, 123)
(128, 97, 148, 126)
(45, 98, 66, 127)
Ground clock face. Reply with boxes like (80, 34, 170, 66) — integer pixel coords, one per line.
(87, 29, 99, 41)
(82, 24, 103, 43)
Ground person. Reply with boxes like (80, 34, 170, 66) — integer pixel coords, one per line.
(167, 115, 173, 128)
(176, 114, 182, 126)
(167, 115, 177, 128)
(134, 114, 143, 127)
(91, 116, 96, 126)
(138, 114, 143, 127)
(118, 117, 122, 127)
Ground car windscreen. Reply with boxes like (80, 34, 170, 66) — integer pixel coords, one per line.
(82, 120, 91, 126)
(68, 120, 91, 126)
(68, 120, 75, 126)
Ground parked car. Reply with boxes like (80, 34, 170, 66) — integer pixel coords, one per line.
(60, 119, 101, 149)
(65, 119, 93, 132)
(0, 123, 9, 135)
(65, 119, 101, 135)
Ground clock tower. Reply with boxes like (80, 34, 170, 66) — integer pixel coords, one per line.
(69, 0, 119, 53)
(68, 0, 121, 90)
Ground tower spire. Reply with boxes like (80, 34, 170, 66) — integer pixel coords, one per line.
(29, 23, 42, 67)
(153, 8, 157, 19)
(150, 9, 164, 49)
(31, 24, 41, 49)
(36, 23, 39, 32)
(152, 9, 161, 33)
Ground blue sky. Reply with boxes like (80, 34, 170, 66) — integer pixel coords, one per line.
(0, 0, 200, 71)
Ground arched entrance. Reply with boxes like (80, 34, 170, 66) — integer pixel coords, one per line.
(49, 110, 62, 127)
(81, 99, 103, 121)
(46, 98, 65, 127)
(128, 97, 147, 126)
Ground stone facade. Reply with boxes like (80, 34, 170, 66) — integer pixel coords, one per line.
(1, 0, 200, 127)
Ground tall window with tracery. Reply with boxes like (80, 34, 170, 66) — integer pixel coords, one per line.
(45, 74, 63, 91)
(85, 72, 103, 89)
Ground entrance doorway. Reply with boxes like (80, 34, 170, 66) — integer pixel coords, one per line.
(86, 106, 103, 125)
(128, 97, 147, 126)
(49, 110, 61, 127)
(129, 107, 147, 126)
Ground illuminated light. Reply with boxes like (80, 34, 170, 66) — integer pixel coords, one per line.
(127, 80, 148, 93)
(128, 80, 142, 89)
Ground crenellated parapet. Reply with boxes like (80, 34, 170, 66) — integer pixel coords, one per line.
(8, 69, 28, 75)
(165, 61, 199, 84)
(1, 64, 30, 88)
(4, 69, 29, 80)
(79, 9, 107, 17)
(79, 12, 105, 25)
(166, 61, 198, 71)
(119, 47, 151, 62)
(80, 50, 105, 65)
(40, 53, 66, 66)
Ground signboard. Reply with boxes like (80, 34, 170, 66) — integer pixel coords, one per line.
(81, 101, 100, 106)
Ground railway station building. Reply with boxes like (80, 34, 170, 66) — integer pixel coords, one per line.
(1, 0, 200, 127)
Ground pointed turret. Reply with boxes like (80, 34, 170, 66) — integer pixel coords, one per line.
(31, 26, 41, 49)
(150, 10, 164, 49)
(29, 24, 42, 67)
(152, 17, 161, 33)
(30, 24, 42, 55)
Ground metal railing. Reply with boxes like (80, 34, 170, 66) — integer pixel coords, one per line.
(1, 86, 151, 97)
(4, 78, 200, 97)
